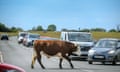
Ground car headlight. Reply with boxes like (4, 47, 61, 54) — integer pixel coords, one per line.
(28, 39, 32, 42)
(88, 50, 95, 55)
(108, 50, 115, 54)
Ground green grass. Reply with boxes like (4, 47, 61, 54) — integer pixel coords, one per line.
(92, 32, 120, 40)
(1, 31, 120, 40)
(29, 31, 61, 38)
(0, 32, 18, 36)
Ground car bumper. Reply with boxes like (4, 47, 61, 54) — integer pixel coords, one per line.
(88, 54, 115, 62)
(71, 51, 88, 59)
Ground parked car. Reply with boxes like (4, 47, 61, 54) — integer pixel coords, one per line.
(88, 38, 120, 65)
(0, 34, 9, 40)
(18, 32, 28, 44)
(60, 32, 94, 59)
(23, 33, 40, 47)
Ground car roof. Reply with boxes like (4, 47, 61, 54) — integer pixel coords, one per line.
(61, 31, 91, 34)
(99, 38, 120, 41)
(28, 33, 40, 35)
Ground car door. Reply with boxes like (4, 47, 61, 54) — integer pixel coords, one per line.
(116, 41, 120, 61)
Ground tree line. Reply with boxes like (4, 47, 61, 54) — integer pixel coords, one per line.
(0, 23, 23, 32)
(31, 24, 56, 31)
(0, 22, 119, 32)
(0, 22, 56, 32)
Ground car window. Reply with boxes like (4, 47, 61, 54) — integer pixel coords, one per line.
(95, 40, 117, 48)
(20, 34, 26, 37)
(29, 34, 40, 38)
(68, 33, 92, 42)
(117, 41, 120, 47)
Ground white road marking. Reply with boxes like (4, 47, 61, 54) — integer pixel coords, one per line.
(0, 51, 4, 63)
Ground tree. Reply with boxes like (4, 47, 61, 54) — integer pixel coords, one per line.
(17, 27, 23, 31)
(109, 29, 117, 32)
(80, 29, 90, 32)
(32, 27, 36, 31)
(36, 25, 43, 31)
(91, 28, 106, 32)
(61, 28, 68, 31)
(10, 27, 17, 32)
(47, 24, 56, 31)
(0, 23, 10, 32)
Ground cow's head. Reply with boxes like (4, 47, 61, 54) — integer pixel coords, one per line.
(72, 43, 78, 52)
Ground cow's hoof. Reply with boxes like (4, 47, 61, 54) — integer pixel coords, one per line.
(31, 65, 34, 69)
(71, 67, 74, 69)
(60, 67, 63, 69)
(42, 67, 45, 69)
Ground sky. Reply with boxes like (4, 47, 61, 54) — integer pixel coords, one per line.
(0, 0, 120, 31)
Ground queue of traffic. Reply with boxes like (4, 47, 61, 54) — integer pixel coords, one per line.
(0, 31, 120, 72)
(17, 31, 120, 65)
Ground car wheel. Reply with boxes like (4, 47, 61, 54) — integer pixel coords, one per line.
(101, 61, 105, 64)
(7, 38, 9, 40)
(26, 43, 30, 47)
(88, 61, 93, 64)
(112, 61, 116, 65)
(112, 56, 117, 65)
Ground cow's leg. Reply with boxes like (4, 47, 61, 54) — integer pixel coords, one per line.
(37, 53, 45, 69)
(63, 55, 74, 69)
(31, 50, 37, 69)
(59, 58, 63, 69)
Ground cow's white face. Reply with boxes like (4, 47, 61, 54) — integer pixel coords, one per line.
(71, 44, 78, 52)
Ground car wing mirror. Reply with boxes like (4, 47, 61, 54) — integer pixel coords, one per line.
(116, 47, 120, 49)
(94, 40, 97, 44)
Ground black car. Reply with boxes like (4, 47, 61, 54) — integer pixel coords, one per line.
(0, 34, 9, 40)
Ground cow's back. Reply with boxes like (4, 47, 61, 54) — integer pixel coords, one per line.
(33, 40, 77, 56)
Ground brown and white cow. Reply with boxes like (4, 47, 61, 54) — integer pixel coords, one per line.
(31, 40, 77, 69)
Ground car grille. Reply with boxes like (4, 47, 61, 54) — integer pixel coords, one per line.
(93, 55, 105, 60)
(80, 46, 91, 51)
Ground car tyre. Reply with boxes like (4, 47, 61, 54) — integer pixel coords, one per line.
(112, 56, 118, 65)
(88, 61, 93, 64)
(101, 61, 105, 64)
(26, 43, 30, 47)
(112, 61, 116, 65)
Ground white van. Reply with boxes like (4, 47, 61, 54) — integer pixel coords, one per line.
(18, 32, 28, 44)
(60, 32, 94, 59)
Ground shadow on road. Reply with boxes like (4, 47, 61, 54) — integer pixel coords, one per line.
(92, 62, 120, 66)
(71, 57, 87, 61)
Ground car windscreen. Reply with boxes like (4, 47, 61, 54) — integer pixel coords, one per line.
(68, 33, 92, 42)
(29, 34, 40, 38)
(95, 40, 117, 48)
(20, 34, 26, 37)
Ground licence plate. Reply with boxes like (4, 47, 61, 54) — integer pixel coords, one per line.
(94, 56, 104, 58)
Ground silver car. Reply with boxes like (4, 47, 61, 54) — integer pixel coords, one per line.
(88, 38, 120, 65)
(23, 33, 40, 47)
(18, 32, 28, 44)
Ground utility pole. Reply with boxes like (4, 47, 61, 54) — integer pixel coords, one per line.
(117, 24, 120, 32)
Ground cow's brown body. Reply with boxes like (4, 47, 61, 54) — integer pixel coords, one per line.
(31, 40, 77, 69)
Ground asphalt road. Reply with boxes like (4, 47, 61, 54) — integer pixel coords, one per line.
(0, 36, 120, 72)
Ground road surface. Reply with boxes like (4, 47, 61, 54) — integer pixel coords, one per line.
(0, 36, 120, 72)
